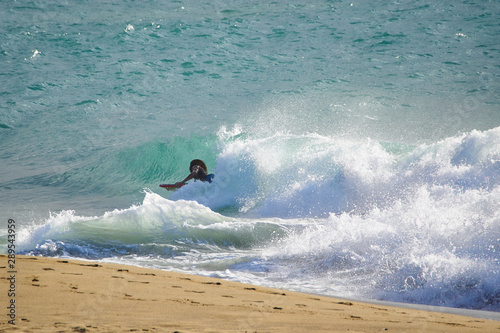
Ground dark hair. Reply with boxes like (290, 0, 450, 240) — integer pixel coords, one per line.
(190, 159, 207, 173)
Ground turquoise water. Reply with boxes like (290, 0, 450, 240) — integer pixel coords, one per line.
(1, 0, 500, 311)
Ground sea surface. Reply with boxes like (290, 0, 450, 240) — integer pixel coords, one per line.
(1, 0, 500, 312)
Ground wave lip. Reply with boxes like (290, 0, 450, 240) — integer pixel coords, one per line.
(18, 191, 289, 259)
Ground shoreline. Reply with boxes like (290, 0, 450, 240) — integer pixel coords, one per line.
(1, 255, 499, 332)
(344, 297, 500, 322)
(99, 260, 500, 322)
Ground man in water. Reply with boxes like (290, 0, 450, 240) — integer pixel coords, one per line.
(174, 159, 214, 187)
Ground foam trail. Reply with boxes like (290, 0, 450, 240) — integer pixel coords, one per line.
(258, 184, 500, 309)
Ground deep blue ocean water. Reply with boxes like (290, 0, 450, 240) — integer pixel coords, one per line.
(1, 0, 500, 312)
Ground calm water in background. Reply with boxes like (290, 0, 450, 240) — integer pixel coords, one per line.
(1, 0, 500, 311)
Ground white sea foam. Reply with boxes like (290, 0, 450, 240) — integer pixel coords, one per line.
(16, 127, 500, 310)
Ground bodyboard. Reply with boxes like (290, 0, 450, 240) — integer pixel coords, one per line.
(159, 183, 185, 190)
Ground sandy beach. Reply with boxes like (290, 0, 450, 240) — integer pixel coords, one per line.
(1, 255, 498, 332)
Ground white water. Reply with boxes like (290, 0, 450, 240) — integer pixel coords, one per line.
(15, 126, 500, 311)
